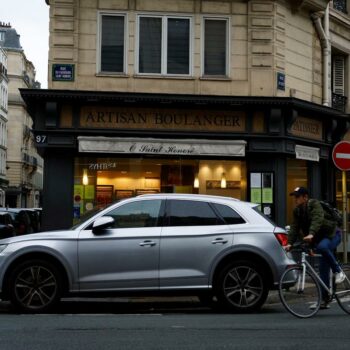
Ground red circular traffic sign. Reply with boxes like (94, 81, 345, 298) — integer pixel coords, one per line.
(332, 141, 350, 171)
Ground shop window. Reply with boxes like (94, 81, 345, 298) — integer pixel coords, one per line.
(137, 15, 191, 75)
(105, 200, 162, 228)
(166, 200, 222, 226)
(98, 14, 126, 73)
(286, 159, 308, 225)
(203, 18, 229, 77)
(73, 157, 246, 224)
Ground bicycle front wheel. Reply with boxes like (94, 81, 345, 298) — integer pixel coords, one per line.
(335, 265, 350, 315)
(279, 267, 321, 318)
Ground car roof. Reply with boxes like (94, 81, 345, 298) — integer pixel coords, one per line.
(136, 193, 256, 207)
(0, 208, 30, 213)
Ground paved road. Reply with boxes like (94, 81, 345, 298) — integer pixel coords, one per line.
(0, 295, 349, 350)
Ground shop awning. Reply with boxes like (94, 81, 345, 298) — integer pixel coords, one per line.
(78, 137, 247, 157)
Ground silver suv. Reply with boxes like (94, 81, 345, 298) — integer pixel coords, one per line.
(0, 194, 293, 313)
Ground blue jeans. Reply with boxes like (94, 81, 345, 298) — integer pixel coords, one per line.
(316, 229, 342, 300)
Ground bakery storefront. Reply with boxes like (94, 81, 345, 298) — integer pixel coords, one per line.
(20, 90, 349, 231)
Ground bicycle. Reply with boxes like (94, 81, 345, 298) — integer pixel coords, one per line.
(278, 242, 350, 318)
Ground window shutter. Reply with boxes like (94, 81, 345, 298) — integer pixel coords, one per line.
(333, 56, 345, 96)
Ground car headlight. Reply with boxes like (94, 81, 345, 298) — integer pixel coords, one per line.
(0, 245, 8, 254)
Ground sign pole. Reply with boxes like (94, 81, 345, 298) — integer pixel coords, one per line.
(342, 171, 348, 263)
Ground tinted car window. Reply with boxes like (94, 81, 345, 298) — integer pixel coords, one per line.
(212, 203, 246, 225)
(167, 200, 221, 226)
(105, 200, 162, 228)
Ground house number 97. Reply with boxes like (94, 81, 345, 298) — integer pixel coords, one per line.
(36, 135, 47, 144)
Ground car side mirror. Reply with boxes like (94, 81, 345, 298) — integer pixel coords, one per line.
(92, 216, 115, 234)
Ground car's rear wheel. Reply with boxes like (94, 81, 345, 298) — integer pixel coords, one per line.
(9, 259, 62, 313)
(215, 260, 268, 312)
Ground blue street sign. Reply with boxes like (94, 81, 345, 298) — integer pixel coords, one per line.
(52, 64, 75, 81)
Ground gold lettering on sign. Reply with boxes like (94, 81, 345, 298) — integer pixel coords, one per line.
(290, 117, 323, 141)
(79, 107, 246, 132)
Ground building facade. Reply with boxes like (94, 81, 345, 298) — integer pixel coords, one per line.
(0, 23, 43, 208)
(21, 0, 350, 231)
(0, 45, 9, 206)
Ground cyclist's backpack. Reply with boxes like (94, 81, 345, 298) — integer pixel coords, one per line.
(319, 201, 343, 227)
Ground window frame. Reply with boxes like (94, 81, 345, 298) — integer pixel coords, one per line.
(201, 16, 230, 78)
(97, 11, 128, 75)
(135, 13, 193, 77)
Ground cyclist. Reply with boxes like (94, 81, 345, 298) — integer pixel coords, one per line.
(285, 186, 345, 309)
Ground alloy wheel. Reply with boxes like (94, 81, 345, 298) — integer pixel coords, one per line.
(222, 265, 264, 308)
(14, 265, 58, 310)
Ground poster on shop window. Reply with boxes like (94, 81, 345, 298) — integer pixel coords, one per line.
(249, 172, 274, 219)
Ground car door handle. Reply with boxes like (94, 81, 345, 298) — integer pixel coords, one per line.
(211, 238, 228, 244)
(139, 240, 156, 247)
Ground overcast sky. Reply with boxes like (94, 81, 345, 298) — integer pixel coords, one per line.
(2, 0, 49, 88)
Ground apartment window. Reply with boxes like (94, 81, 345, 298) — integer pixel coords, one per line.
(99, 14, 126, 73)
(138, 15, 191, 75)
(332, 55, 347, 112)
(203, 18, 229, 76)
(0, 31, 4, 41)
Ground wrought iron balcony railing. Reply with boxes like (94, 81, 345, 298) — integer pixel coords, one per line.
(333, 0, 348, 13)
(332, 92, 348, 112)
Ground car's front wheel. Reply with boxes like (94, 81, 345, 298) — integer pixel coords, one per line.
(9, 259, 62, 313)
(215, 260, 268, 312)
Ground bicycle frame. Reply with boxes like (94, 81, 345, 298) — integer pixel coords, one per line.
(298, 251, 332, 296)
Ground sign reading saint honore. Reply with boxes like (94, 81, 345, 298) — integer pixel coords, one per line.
(79, 106, 246, 132)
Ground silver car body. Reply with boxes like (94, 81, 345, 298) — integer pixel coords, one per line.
(0, 194, 294, 301)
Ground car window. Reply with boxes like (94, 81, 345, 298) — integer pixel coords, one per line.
(166, 200, 222, 226)
(105, 200, 162, 228)
(212, 203, 246, 225)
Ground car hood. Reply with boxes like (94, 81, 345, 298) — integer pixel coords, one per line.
(0, 230, 78, 244)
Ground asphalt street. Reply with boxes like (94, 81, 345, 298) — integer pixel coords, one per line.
(0, 293, 350, 350)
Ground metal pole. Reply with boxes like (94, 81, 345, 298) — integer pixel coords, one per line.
(342, 171, 348, 263)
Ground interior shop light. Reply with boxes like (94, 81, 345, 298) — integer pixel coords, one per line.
(221, 172, 227, 188)
(194, 174, 199, 188)
(82, 169, 89, 185)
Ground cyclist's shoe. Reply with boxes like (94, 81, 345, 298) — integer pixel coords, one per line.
(335, 271, 346, 284)
(320, 301, 330, 309)
(309, 300, 330, 310)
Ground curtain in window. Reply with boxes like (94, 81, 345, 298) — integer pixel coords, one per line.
(167, 19, 190, 74)
(139, 17, 162, 74)
(204, 20, 227, 76)
(101, 16, 125, 72)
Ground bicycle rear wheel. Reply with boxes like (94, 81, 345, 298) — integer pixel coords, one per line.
(335, 265, 350, 315)
(279, 266, 321, 318)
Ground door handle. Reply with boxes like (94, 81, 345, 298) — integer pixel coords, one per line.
(139, 240, 156, 247)
(211, 238, 228, 244)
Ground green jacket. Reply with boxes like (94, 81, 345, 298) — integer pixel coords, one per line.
(288, 198, 336, 245)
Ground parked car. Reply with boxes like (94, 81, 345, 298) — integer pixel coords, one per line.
(0, 213, 15, 239)
(0, 208, 33, 235)
(0, 194, 294, 313)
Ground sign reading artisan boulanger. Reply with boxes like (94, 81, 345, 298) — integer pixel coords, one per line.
(79, 106, 246, 132)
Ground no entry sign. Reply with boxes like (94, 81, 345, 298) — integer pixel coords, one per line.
(332, 141, 350, 171)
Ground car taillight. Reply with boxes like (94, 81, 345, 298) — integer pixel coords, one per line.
(274, 232, 288, 246)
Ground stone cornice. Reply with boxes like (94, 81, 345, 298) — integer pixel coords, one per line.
(288, 0, 330, 12)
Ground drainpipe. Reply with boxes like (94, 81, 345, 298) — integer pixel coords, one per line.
(311, 5, 331, 107)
